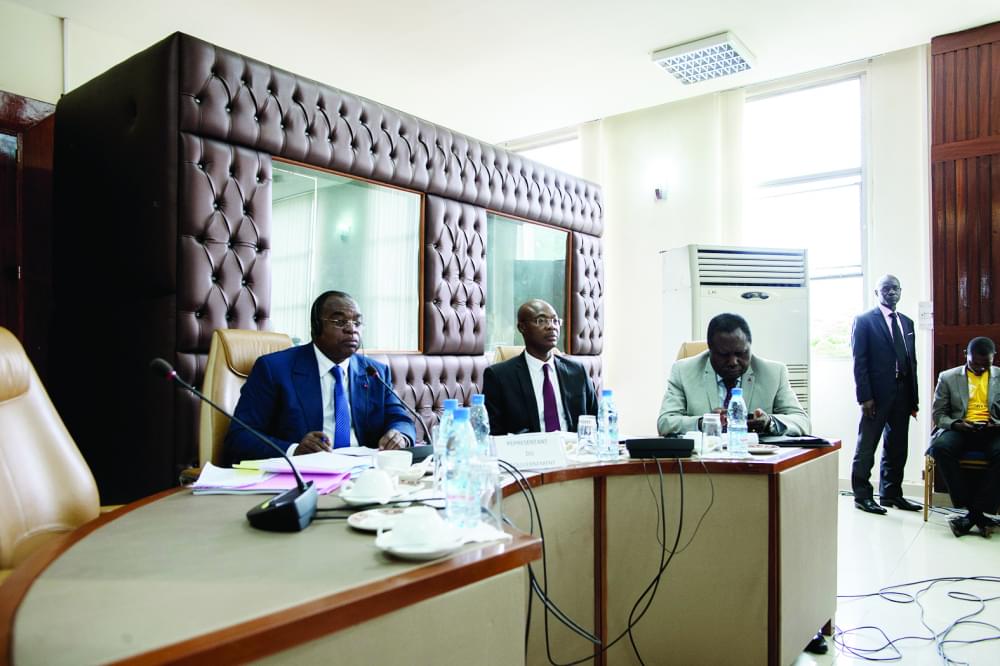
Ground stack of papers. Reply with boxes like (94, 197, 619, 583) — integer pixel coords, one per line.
(237, 450, 374, 475)
(191, 463, 351, 495)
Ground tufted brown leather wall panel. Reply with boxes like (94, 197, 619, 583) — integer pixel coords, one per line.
(423, 196, 486, 354)
(367, 353, 489, 445)
(175, 34, 603, 235)
(570, 232, 604, 355)
(51, 31, 604, 502)
(177, 132, 272, 353)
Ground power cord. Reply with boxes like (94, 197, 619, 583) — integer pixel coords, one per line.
(499, 457, 702, 666)
(834, 576, 1000, 663)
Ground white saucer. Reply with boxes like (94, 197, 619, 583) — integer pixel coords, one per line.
(347, 507, 406, 532)
(339, 490, 404, 506)
(374, 530, 465, 561)
(748, 444, 780, 455)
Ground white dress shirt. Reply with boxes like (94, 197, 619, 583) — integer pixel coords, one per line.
(287, 346, 358, 455)
(524, 353, 568, 432)
(878, 303, 904, 373)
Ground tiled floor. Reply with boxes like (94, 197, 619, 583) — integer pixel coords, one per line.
(793, 495, 1000, 665)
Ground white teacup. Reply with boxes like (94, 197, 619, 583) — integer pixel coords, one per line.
(385, 506, 450, 547)
(340, 468, 397, 500)
(375, 449, 413, 477)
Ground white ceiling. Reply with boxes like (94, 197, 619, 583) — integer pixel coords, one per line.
(14, 0, 1000, 143)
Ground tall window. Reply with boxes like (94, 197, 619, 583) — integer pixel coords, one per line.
(269, 161, 421, 349)
(743, 77, 864, 358)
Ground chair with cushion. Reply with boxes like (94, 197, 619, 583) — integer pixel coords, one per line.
(198, 329, 294, 468)
(0, 327, 100, 581)
(676, 340, 709, 360)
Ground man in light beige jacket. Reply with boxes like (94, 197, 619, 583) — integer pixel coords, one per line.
(657, 313, 810, 437)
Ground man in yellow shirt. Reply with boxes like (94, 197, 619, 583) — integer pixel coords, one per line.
(929, 337, 1000, 537)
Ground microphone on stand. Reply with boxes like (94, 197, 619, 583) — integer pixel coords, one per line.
(364, 364, 433, 448)
(149, 357, 317, 532)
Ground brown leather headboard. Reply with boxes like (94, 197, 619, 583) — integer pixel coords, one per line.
(52, 32, 604, 502)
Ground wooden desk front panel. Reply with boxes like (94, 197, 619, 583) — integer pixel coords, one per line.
(605, 468, 770, 665)
(504, 478, 597, 666)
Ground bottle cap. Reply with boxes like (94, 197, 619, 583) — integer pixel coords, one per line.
(731, 387, 743, 396)
(443, 398, 459, 411)
(471, 394, 485, 406)
(453, 407, 470, 421)
(602, 389, 613, 397)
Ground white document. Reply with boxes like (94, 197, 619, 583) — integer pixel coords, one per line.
(191, 463, 271, 489)
(258, 451, 373, 474)
(494, 432, 568, 471)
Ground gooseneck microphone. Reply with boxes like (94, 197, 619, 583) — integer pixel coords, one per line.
(364, 364, 433, 446)
(150, 357, 317, 532)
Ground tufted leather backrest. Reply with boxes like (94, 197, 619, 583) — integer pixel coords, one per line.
(0, 328, 99, 571)
(199, 328, 293, 466)
(366, 354, 488, 445)
(676, 341, 709, 360)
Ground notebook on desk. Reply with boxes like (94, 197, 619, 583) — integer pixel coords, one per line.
(758, 435, 833, 448)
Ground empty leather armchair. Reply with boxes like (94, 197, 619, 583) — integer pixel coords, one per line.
(0, 327, 99, 579)
(199, 328, 293, 467)
(676, 340, 709, 360)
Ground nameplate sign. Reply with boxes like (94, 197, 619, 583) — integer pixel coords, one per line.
(494, 432, 568, 471)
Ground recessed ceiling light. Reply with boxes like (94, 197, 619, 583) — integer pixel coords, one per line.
(652, 32, 754, 85)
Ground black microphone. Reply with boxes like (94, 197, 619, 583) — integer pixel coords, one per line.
(363, 363, 433, 447)
(150, 357, 317, 532)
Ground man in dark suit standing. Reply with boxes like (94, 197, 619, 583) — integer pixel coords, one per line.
(483, 299, 598, 435)
(224, 291, 415, 465)
(851, 274, 920, 514)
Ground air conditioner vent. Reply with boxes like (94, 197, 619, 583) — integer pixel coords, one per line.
(696, 248, 807, 287)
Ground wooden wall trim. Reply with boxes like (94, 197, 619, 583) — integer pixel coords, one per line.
(932, 137, 1000, 161)
(931, 21, 1000, 56)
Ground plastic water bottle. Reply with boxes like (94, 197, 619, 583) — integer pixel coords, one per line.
(597, 389, 619, 460)
(434, 399, 459, 492)
(727, 387, 749, 456)
(444, 407, 478, 528)
(469, 394, 502, 529)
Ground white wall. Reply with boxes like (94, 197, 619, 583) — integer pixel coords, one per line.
(590, 45, 932, 490)
(0, 0, 143, 103)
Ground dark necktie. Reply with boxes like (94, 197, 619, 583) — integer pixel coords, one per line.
(723, 380, 737, 409)
(332, 365, 351, 448)
(889, 312, 908, 375)
(542, 364, 561, 432)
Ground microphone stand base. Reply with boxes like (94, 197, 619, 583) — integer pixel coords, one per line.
(246, 482, 318, 532)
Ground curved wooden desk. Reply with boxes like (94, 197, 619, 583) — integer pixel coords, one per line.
(2, 444, 838, 666)
(0, 489, 540, 665)
(502, 444, 841, 666)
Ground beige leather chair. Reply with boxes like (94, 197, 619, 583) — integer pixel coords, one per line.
(198, 329, 294, 467)
(493, 345, 565, 363)
(0, 327, 100, 581)
(676, 340, 709, 360)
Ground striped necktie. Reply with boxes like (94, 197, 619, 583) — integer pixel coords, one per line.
(332, 365, 351, 448)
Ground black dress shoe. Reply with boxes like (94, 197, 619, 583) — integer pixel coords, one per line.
(880, 497, 921, 511)
(855, 498, 887, 515)
(804, 632, 828, 655)
(949, 515, 974, 537)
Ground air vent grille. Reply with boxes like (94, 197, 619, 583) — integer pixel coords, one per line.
(696, 248, 806, 287)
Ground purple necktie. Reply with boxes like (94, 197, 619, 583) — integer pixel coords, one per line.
(542, 364, 561, 432)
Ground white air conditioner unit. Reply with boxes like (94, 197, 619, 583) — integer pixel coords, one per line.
(661, 244, 810, 413)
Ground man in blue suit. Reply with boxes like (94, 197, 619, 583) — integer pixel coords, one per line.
(224, 291, 415, 465)
(851, 274, 920, 514)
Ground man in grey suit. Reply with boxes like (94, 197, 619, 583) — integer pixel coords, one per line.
(929, 336, 1000, 537)
(657, 313, 810, 437)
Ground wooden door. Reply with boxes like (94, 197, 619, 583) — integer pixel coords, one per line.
(931, 22, 1000, 379)
(0, 91, 55, 379)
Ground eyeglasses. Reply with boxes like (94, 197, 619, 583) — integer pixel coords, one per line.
(322, 317, 364, 329)
(530, 316, 562, 327)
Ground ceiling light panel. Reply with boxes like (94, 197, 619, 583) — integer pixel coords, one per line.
(652, 32, 754, 85)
